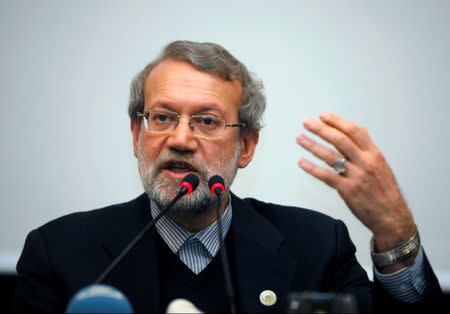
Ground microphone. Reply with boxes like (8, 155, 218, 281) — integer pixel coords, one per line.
(66, 174, 200, 313)
(66, 284, 133, 313)
(166, 298, 203, 313)
(208, 175, 236, 314)
(209, 175, 225, 197)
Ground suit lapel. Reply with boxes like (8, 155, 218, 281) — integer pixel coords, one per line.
(231, 194, 297, 313)
(101, 194, 161, 313)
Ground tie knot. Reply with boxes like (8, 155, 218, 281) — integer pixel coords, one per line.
(178, 237, 211, 274)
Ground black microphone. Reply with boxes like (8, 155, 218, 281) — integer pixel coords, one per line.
(66, 174, 200, 313)
(95, 173, 200, 284)
(208, 175, 237, 314)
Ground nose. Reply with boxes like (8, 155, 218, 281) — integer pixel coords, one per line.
(165, 117, 199, 152)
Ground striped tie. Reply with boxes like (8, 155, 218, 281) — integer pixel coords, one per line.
(177, 238, 212, 274)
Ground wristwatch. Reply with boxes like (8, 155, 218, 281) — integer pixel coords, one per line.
(370, 226, 420, 268)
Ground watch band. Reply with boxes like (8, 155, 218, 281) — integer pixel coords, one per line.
(370, 226, 420, 268)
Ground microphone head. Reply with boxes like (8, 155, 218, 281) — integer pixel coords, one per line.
(166, 298, 203, 313)
(179, 173, 200, 195)
(66, 284, 133, 313)
(208, 175, 225, 196)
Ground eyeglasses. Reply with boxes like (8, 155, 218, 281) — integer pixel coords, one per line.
(136, 110, 247, 139)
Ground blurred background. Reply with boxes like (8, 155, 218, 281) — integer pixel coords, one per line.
(1, 0, 449, 308)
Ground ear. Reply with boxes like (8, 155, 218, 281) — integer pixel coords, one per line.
(237, 130, 259, 168)
(130, 118, 141, 158)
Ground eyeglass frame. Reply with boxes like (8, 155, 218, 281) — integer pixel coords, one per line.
(136, 109, 247, 139)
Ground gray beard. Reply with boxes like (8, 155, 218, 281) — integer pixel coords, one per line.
(137, 139, 240, 218)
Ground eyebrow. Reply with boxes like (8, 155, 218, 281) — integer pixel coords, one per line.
(148, 101, 227, 116)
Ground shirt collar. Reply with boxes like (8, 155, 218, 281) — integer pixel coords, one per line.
(150, 198, 233, 257)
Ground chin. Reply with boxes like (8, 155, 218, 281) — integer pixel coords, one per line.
(169, 198, 215, 218)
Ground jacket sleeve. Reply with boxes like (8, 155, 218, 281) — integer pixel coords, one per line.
(13, 229, 67, 313)
(325, 220, 446, 313)
(373, 251, 446, 313)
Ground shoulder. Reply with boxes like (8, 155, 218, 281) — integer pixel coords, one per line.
(234, 196, 351, 247)
(241, 197, 340, 228)
(19, 193, 151, 278)
(36, 193, 150, 240)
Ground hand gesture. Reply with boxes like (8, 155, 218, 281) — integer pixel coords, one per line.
(296, 112, 416, 257)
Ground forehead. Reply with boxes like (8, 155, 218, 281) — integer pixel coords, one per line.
(143, 59, 242, 114)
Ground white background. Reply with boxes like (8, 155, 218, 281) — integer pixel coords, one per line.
(1, 1, 449, 289)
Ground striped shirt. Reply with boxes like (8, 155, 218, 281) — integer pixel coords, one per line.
(374, 246, 427, 303)
(150, 199, 427, 302)
(151, 200, 232, 274)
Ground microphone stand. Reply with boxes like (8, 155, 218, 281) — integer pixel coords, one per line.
(95, 186, 189, 284)
(213, 190, 237, 314)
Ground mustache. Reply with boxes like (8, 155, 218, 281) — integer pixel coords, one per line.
(153, 150, 208, 178)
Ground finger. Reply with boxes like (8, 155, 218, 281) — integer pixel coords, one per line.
(298, 158, 342, 189)
(319, 112, 375, 151)
(303, 118, 363, 164)
(296, 134, 342, 168)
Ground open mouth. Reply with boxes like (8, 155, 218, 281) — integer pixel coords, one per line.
(162, 160, 198, 173)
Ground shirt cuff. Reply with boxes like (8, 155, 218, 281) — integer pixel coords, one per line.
(373, 246, 427, 303)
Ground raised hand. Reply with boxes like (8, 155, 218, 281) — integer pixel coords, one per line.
(296, 112, 417, 271)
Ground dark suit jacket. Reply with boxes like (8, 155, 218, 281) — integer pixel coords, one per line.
(14, 193, 444, 313)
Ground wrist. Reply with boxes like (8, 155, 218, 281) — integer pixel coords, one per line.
(371, 225, 420, 269)
(372, 214, 415, 252)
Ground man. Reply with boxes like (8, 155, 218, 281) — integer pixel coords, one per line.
(14, 41, 444, 313)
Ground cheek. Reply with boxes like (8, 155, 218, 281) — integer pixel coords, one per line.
(139, 135, 165, 160)
(200, 139, 239, 162)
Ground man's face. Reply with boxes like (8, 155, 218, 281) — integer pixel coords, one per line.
(131, 60, 258, 215)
